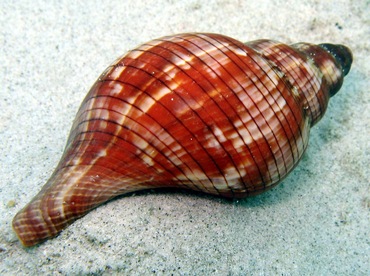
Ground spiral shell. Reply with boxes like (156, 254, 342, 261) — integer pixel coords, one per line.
(13, 33, 352, 246)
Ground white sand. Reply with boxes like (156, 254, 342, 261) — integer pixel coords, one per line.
(1, 0, 369, 274)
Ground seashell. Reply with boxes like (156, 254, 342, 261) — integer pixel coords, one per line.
(12, 33, 352, 246)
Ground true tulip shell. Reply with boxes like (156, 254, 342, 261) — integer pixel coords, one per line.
(13, 33, 352, 246)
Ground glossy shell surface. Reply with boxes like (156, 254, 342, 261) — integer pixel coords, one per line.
(12, 33, 352, 246)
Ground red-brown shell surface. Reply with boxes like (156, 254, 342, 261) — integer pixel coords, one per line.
(12, 33, 352, 246)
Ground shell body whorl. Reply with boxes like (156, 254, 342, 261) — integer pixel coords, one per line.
(12, 33, 352, 246)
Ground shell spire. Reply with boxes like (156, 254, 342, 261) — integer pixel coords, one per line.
(12, 33, 352, 246)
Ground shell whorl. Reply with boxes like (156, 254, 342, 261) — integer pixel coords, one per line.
(12, 33, 352, 246)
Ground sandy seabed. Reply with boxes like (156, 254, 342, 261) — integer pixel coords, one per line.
(1, 1, 369, 275)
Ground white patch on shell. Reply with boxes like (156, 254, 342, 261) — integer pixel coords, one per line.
(98, 109, 110, 129)
(70, 157, 82, 166)
(97, 149, 107, 157)
(212, 179, 229, 190)
(224, 166, 243, 181)
(172, 55, 194, 70)
(165, 68, 177, 80)
(109, 66, 126, 80)
(305, 61, 322, 91)
(233, 47, 247, 57)
(272, 96, 287, 114)
(235, 127, 253, 149)
(171, 144, 181, 153)
(154, 86, 173, 101)
(139, 97, 156, 114)
(321, 59, 342, 85)
(172, 146, 188, 163)
(205, 137, 220, 149)
(134, 139, 149, 151)
(267, 159, 281, 184)
(213, 126, 227, 143)
(228, 128, 240, 140)
(141, 153, 155, 167)
(187, 168, 210, 182)
(56, 166, 92, 219)
(157, 129, 176, 146)
(171, 55, 191, 70)
(203, 66, 218, 79)
(226, 176, 248, 191)
(108, 82, 124, 95)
